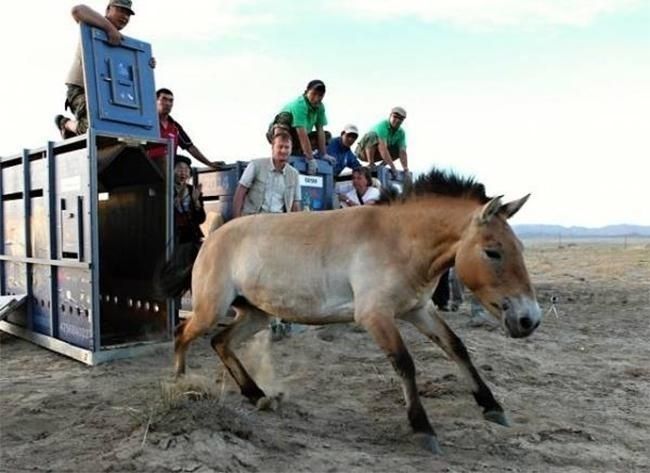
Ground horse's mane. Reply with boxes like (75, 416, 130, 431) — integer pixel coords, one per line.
(379, 168, 490, 205)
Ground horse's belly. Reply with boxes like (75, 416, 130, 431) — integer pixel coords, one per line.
(245, 291, 356, 324)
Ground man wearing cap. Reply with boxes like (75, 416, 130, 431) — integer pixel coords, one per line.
(267, 80, 331, 175)
(55, 1, 151, 138)
(326, 124, 362, 176)
(148, 88, 222, 169)
(356, 106, 409, 176)
(233, 130, 301, 218)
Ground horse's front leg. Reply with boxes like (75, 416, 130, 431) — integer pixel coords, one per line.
(401, 304, 509, 427)
(356, 310, 442, 454)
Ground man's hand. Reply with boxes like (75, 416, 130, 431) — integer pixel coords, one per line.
(321, 154, 337, 166)
(306, 158, 318, 175)
(192, 183, 203, 206)
(149, 57, 157, 68)
(209, 160, 226, 170)
(106, 27, 122, 46)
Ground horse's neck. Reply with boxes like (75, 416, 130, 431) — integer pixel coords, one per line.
(392, 197, 477, 277)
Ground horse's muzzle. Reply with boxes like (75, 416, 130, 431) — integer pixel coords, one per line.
(503, 296, 542, 338)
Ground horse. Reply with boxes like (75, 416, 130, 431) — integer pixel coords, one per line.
(158, 168, 542, 454)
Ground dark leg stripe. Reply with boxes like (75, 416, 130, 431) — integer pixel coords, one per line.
(447, 326, 503, 413)
(389, 350, 435, 436)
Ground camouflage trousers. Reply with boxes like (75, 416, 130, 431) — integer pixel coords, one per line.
(266, 111, 304, 156)
(66, 84, 88, 135)
(355, 131, 400, 163)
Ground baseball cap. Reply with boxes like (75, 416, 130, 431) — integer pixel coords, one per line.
(306, 79, 326, 93)
(174, 154, 192, 168)
(343, 124, 359, 135)
(108, 0, 135, 15)
(390, 106, 407, 118)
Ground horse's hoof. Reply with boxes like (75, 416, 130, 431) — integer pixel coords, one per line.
(414, 433, 442, 455)
(256, 395, 281, 411)
(484, 410, 510, 427)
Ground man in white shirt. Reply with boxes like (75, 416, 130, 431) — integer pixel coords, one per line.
(340, 167, 380, 207)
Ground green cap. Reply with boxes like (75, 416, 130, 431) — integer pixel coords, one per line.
(108, 0, 135, 15)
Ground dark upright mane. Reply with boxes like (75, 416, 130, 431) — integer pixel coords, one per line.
(379, 168, 490, 204)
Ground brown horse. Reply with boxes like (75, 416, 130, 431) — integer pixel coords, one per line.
(160, 169, 541, 454)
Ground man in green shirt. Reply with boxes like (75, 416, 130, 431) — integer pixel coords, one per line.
(267, 79, 329, 174)
(356, 106, 409, 176)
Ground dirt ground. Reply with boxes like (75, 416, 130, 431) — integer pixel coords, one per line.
(2, 238, 649, 473)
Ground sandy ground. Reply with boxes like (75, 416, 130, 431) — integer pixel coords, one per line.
(1, 238, 649, 473)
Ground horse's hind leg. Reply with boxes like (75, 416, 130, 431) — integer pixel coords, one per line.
(211, 302, 271, 406)
(357, 312, 441, 454)
(402, 305, 508, 426)
(174, 294, 233, 377)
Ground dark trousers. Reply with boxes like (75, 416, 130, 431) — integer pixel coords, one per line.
(433, 269, 451, 309)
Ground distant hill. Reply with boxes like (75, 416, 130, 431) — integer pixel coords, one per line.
(513, 224, 650, 237)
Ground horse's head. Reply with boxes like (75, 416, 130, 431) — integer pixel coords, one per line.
(455, 194, 541, 338)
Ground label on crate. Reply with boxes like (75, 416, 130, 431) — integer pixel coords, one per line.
(299, 175, 323, 188)
(60, 176, 82, 192)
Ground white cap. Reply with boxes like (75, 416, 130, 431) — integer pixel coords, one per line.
(343, 124, 359, 135)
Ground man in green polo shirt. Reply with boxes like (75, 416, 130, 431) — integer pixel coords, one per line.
(267, 79, 329, 175)
(356, 106, 409, 176)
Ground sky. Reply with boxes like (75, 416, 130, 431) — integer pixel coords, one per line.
(1, 0, 649, 227)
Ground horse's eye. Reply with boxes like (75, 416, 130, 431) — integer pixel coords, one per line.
(484, 249, 502, 261)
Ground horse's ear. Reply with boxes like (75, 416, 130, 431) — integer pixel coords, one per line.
(499, 194, 531, 219)
(479, 195, 504, 224)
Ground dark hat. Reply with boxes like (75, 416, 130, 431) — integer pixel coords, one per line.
(108, 0, 135, 15)
(174, 154, 192, 168)
(306, 79, 326, 93)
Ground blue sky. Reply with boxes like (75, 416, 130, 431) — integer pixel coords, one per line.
(2, 0, 649, 226)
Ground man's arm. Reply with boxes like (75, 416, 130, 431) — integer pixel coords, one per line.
(316, 125, 327, 157)
(377, 140, 397, 172)
(399, 149, 409, 172)
(188, 145, 221, 169)
(232, 184, 249, 218)
(295, 127, 313, 158)
(71, 4, 121, 45)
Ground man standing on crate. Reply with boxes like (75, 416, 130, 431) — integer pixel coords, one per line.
(147, 88, 223, 169)
(55, 1, 148, 138)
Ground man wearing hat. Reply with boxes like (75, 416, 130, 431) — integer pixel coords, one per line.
(55, 1, 146, 138)
(326, 124, 362, 176)
(267, 79, 331, 175)
(355, 106, 409, 176)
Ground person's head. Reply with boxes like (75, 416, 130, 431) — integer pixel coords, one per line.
(174, 155, 192, 184)
(271, 131, 293, 169)
(156, 88, 174, 116)
(352, 167, 372, 192)
(389, 106, 407, 129)
(105, 0, 134, 30)
(304, 79, 326, 108)
(340, 124, 359, 149)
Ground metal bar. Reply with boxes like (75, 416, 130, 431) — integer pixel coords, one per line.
(22, 149, 33, 331)
(88, 129, 101, 352)
(166, 138, 176, 333)
(46, 141, 59, 337)
(0, 157, 5, 295)
(0, 255, 91, 269)
(0, 320, 172, 365)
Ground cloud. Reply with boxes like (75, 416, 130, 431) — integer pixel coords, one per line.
(326, 0, 643, 30)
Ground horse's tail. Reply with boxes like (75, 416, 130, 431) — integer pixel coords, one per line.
(155, 215, 226, 298)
